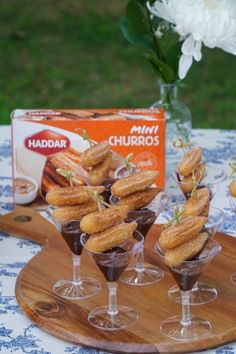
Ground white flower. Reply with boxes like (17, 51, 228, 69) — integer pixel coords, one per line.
(147, 0, 236, 79)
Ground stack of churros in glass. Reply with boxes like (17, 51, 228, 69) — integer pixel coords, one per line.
(176, 147, 206, 198)
(80, 140, 113, 186)
(80, 203, 136, 253)
(159, 216, 209, 267)
(111, 170, 161, 211)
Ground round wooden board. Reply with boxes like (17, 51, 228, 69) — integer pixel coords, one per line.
(0, 207, 236, 354)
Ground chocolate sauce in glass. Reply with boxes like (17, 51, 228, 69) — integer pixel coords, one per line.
(61, 221, 83, 256)
(93, 247, 128, 282)
(168, 252, 204, 291)
(125, 209, 156, 238)
(169, 268, 202, 291)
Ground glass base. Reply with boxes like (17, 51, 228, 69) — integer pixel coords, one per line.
(231, 272, 236, 284)
(120, 265, 164, 286)
(88, 305, 138, 330)
(53, 278, 101, 300)
(160, 315, 211, 341)
(168, 282, 218, 305)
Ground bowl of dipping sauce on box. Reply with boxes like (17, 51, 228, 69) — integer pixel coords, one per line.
(14, 176, 38, 204)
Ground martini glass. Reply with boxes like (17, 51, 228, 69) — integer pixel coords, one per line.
(173, 165, 226, 200)
(110, 193, 168, 286)
(161, 204, 225, 304)
(155, 238, 221, 340)
(81, 230, 143, 330)
(49, 214, 101, 300)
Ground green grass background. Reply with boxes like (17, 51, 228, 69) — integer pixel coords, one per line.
(0, 0, 235, 128)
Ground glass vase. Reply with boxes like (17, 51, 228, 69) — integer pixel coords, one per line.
(151, 81, 192, 177)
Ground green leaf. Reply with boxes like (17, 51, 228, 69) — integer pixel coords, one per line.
(120, 0, 164, 58)
(120, 16, 155, 51)
(156, 25, 176, 50)
(120, 0, 156, 51)
(144, 54, 166, 82)
(125, 0, 151, 35)
(164, 41, 182, 80)
(144, 53, 175, 82)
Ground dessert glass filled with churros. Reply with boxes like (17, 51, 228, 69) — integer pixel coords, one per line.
(162, 203, 225, 241)
(173, 146, 226, 200)
(45, 185, 107, 300)
(110, 170, 167, 286)
(154, 226, 221, 340)
(161, 200, 225, 305)
(81, 226, 143, 330)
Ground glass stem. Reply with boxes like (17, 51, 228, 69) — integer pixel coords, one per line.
(107, 282, 118, 316)
(72, 254, 82, 285)
(135, 243, 145, 273)
(180, 290, 191, 326)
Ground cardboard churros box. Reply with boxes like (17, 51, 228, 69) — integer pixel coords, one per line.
(11, 108, 165, 207)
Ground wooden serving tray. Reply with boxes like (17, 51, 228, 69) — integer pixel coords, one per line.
(0, 207, 236, 354)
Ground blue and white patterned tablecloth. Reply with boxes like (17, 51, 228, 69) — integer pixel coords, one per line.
(0, 125, 236, 354)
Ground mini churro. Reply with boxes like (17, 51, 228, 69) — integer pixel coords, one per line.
(85, 222, 137, 252)
(117, 187, 162, 211)
(182, 188, 210, 217)
(88, 152, 113, 186)
(196, 162, 206, 182)
(52, 200, 98, 224)
(164, 232, 209, 267)
(80, 141, 110, 168)
(46, 185, 104, 206)
(80, 205, 130, 234)
(111, 170, 158, 198)
(159, 216, 208, 250)
(177, 147, 202, 177)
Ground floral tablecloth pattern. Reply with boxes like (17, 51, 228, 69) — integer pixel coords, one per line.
(0, 125, 235, 354)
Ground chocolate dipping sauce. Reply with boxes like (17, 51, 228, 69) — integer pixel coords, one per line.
(61, 221, 83, 256)
(93, 247, 129, 282)
(169, 268, 202, 291)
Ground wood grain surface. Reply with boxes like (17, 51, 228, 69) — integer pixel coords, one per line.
(0, 207, 236, 354)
